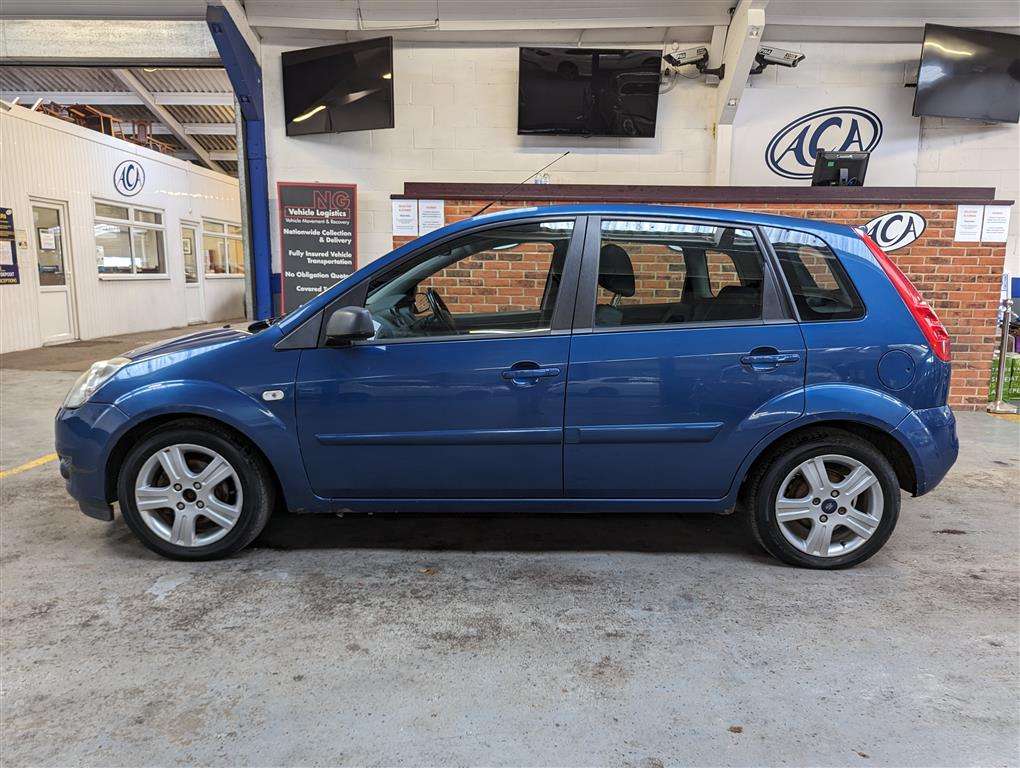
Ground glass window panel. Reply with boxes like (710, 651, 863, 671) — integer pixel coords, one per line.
(134, 209, 162, 225)
(226, 238, 245, 274)
(595, 220, 763, 327)
(182, 227, 198, 283)
(762, 227, 865, 321)
(33, 206, 66, 286)
(203, 220, 225, 234)
(227, 224, 242, 236)
(205, 235, 227, 274)
(95, 222, 133, 274)
(132, 227, 166, 274)
(95, 202, 129, 220)
(366, 220, 574, 339)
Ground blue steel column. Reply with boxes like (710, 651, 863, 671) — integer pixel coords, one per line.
(206, 6, 273, 320)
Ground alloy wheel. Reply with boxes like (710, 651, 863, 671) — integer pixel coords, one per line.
(773, 453, 884, 558)
(134, 443, 243, 547)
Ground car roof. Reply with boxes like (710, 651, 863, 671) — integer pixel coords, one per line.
(452, 203, 857, 239)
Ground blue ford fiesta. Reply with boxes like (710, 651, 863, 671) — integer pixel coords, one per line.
(55, 204, 958, 568)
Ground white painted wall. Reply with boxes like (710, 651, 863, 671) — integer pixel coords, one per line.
(0, 105, 245, 353)
(262, 42, 716, 270)
(262, 40, 1019, 273)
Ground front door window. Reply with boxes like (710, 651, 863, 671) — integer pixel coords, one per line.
(33, 206, 66, 287)
(364, 220, 575, 340)
(182, 226, 198, 283)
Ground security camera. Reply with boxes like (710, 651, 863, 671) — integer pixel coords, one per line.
(750, 46, 806, 74)
(663, 46, 725, 81)
(663, 46, 709, 69)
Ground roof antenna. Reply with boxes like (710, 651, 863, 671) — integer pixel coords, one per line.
(472, 151, 570, 217)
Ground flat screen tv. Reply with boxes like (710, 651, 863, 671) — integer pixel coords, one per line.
(518, 47, 662, 137)
(282, 37, 394, 136)
(913, 24, 1020, 123)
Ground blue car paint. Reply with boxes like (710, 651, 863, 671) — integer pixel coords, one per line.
(54, 204, 959, 521)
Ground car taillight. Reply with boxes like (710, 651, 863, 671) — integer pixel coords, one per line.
(859, 232, 951, 362)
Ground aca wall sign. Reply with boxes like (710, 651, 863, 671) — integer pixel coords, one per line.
(864, 211, 926, 251)
(732, 86, 921, 186)
(113, 160, 145, 196)
(765, 107, 883, 180)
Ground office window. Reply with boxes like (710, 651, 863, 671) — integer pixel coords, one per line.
(94, 201, 166, 276)
(202, 219, 245, 276)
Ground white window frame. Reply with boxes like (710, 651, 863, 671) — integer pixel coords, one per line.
(202, 218, 245, 279)
(94, 198, 169, 280)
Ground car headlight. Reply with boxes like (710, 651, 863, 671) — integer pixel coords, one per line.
(63, 357, 132, 409)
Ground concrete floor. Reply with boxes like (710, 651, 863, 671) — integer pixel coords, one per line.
(2, 326, 1019, 767)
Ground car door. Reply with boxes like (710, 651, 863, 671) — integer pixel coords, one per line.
(294, 216, 585, 499)
(564, 216, 806, 499)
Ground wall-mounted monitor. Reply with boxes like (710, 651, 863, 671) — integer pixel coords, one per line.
(517, 47, 662, 137)
(282, 36, 394, 136)
(913, 24, 1020, 124)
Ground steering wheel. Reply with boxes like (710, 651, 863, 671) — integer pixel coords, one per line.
(424, 287, 457, 334)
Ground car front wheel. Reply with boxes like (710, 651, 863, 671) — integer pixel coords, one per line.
(117, 420, 274, 560)
(746, 430, 900, 569)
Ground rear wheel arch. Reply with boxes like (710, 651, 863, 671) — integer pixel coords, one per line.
(104, 413, 287, 513)
(737, 419, 917, 505)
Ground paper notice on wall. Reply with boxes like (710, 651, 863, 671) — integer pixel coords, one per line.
(39, 230, 56, 250)
(391, 199, 419, 236)
(418, 200, 446, 235)
(954, 205, 984, 242)
(980, 205, 1011, 242)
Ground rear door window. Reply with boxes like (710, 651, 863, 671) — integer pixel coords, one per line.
(594, 220, 765, 327)
(763, 227, 865, 321)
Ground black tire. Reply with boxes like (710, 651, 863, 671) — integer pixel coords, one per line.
(117, 419, 274, 561)
(745, 429, 900, 569)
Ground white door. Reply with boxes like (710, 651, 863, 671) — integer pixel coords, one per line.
(182, 223, 205, 324)
(33, 201, 78, 345)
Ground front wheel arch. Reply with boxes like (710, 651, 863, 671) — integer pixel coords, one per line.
(105, 414, 287, 514)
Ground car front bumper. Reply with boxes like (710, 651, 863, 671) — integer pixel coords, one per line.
(54, 402, 131, 521)
(893, 405, 959, 496)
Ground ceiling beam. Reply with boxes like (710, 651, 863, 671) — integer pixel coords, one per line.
(715, 0, 767, 125)
(112, 68, 224, 172)
(175, 150, 238, 161)
(121, 122, 236, 136)
(0, 91, 236, 106)
(0, 20, 219, 64)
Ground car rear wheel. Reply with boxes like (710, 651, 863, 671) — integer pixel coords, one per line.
(117, 420, 274, 560)
(746, 430, 900, 569)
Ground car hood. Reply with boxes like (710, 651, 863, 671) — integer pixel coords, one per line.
(124, 327, 251, 362)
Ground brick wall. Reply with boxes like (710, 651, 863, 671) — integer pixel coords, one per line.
(396, 199, 1006, 409)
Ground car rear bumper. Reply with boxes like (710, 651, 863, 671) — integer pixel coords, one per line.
(54, 402, 130, 521)
(893, 405, 959, 496)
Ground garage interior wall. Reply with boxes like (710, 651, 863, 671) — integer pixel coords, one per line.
(0, 105, 245, 353)
(262, 40, 1019, 275)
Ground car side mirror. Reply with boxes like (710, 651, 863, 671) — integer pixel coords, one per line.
(324, 306, 375, 346)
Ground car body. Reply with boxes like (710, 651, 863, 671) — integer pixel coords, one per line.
(55, 204, 958, 566)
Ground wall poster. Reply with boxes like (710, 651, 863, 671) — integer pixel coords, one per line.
(277, 182, 357, 311)
(0, 207, 21, 285)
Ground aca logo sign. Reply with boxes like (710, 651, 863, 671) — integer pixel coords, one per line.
(113, 160, 145, 196)
(765, 107, 883, 179)
(864, 210, 926, 251)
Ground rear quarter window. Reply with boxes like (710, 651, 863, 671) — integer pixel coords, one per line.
(763, 227, 865, 322)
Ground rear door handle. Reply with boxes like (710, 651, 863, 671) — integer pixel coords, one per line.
(740, 353, 801, 369)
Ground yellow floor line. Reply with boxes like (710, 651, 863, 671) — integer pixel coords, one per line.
(988, 411, 1020, 422)
(0, 453, 58, 479)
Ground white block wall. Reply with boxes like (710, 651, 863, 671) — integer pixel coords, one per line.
(263, 41, 1019, 273)
(262, 42, 716, 270)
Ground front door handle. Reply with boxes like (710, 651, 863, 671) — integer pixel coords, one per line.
(501, 362, 561, 388)
(501, 366, 561, 381)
